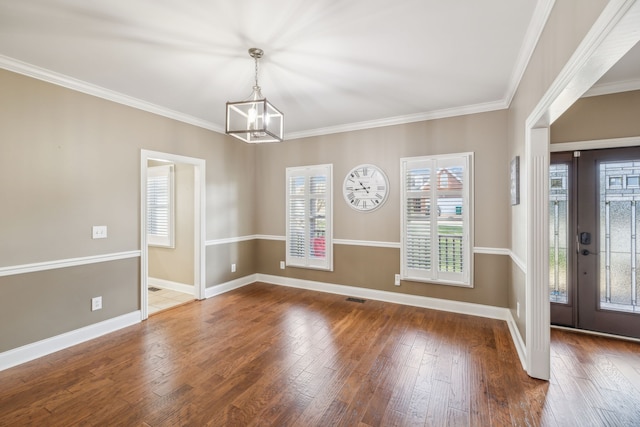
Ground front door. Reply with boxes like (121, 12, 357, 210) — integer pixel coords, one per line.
(550, 147, 640, 339)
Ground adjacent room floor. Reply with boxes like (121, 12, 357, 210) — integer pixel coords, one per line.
(147, 287, 194, 315)
(1, 283, 639, 426)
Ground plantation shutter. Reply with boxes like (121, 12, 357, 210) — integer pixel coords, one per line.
(286, 164, 333, 270)
(147, 164, 174, 247)
(401, 154, 472, 286)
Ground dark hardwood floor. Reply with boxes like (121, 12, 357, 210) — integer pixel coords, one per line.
(1, 282, 640, 426)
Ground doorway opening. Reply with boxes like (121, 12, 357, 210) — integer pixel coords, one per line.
(550, 147, 640, 339)
(140, 150, 206, 320)
(525, 0, 640, 380)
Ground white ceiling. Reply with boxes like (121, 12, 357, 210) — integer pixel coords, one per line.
(0, 0, 637, 139)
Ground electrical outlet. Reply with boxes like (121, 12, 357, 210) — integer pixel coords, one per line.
(91, 296, 102, 311)
(516, 301, 520, 318)
(280, 261, 285, 270)
(394, 274, 401, 286)
(231, 263, 236, 273)
(92, 225, 107, 239)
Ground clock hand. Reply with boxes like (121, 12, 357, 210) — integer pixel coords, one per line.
(358, 181, 370, 193)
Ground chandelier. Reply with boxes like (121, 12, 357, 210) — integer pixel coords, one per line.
(225, 48, 284, 143)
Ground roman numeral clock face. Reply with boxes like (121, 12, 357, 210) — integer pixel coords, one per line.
(343, 164, 389, 212)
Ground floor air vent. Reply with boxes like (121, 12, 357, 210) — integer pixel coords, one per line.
(148, 287, 161, 292)
(346, 297, 366, 303)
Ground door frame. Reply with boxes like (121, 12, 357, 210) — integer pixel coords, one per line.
(140, 150, 206, 320)
(525, 0, 640, 380)
(549, 152, 578, 328)
(551, 146, 640, 333)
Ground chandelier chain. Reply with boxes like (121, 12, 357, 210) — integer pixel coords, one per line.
(254, 56, 259, 88)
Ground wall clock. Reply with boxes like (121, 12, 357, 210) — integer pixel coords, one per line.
(343, 164, 389, 212)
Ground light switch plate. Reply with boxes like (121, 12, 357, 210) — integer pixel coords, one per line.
(92, 225, 107, 239)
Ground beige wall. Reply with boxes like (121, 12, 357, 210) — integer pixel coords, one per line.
(256, 110, 510, 248)
(551, 90, 640, 143)
(258, 240, 509, 307)
(507, 0, 608, 340)
(206, 240, 256, 286)
(0, 68, 255, 353)
(0, 258, 139, 352)
(255, 110, 511, 308)
(148, 161, 195, 286)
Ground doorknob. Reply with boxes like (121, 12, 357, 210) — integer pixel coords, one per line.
(582, 249, 590, 256)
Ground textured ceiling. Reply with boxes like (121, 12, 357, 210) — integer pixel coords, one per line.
(0, 0, 637, 139)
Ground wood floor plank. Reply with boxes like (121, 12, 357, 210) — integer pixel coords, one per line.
(2, 283, 640, 426)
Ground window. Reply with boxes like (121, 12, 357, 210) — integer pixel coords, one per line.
(286, 164, 333, 270)
(549, 163, 569, 304)
(401, 153, 473, 286)
(147, 164, 174, 247)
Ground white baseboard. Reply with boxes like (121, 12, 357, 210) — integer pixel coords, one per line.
(257, 273, 511, 321)
(0, 311, 140, 372)
(1, 275, 528, 373)
(506, 309, 527, 371)
(205, 274, 258, 299)
(148, 277, 194, 295)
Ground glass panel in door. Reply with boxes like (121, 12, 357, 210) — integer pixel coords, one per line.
(577, 148, 640, 339)
(598, 160, 640, 313)
(549, 163, 569, 304)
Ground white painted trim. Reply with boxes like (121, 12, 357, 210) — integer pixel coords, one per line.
(148, 277, 194, 295)
(473, 247, 510, 256)
(286, 100, 508, 140)
(0, 311, 140, 372)
(0, 55, 222, 133)
(254, 234, 287, 242)
(507, 310, 527, 370)
(550, 136, 640, 152)
(510, 251, 527, 274)
(206, 235, 258, 246)
(504, 0, 556, 107)
(208, 235, 512, 255)
(530, 0, 640, 127)
(141, 150, 206, 321)
(0, 251, 141, 277)
(257, 274, 510, 321)
(583, 77, 640, 98)
(526, 128, 552, 380)
(524, 0, 640, 381)
(551, 325, 640, 343)
(334, 239, 400, 249)
(205, 274, 257, 299)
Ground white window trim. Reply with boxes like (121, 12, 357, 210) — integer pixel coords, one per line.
(285, 164, 333, 271)
(147, 164, 175, 248)
(400, 152, 474, 287)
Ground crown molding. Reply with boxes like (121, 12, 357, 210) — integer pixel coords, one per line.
(503, 0, 556, 107)
(285, 99, 508, 140)
(582, 77, 640, 97)
(0, 0, 557, 144)
(0, 54, 224, 133)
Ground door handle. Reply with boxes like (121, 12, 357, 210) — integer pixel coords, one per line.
(582, 249, 590, 256)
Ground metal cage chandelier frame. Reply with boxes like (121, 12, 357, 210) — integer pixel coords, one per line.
(225, 48, 284, 143)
